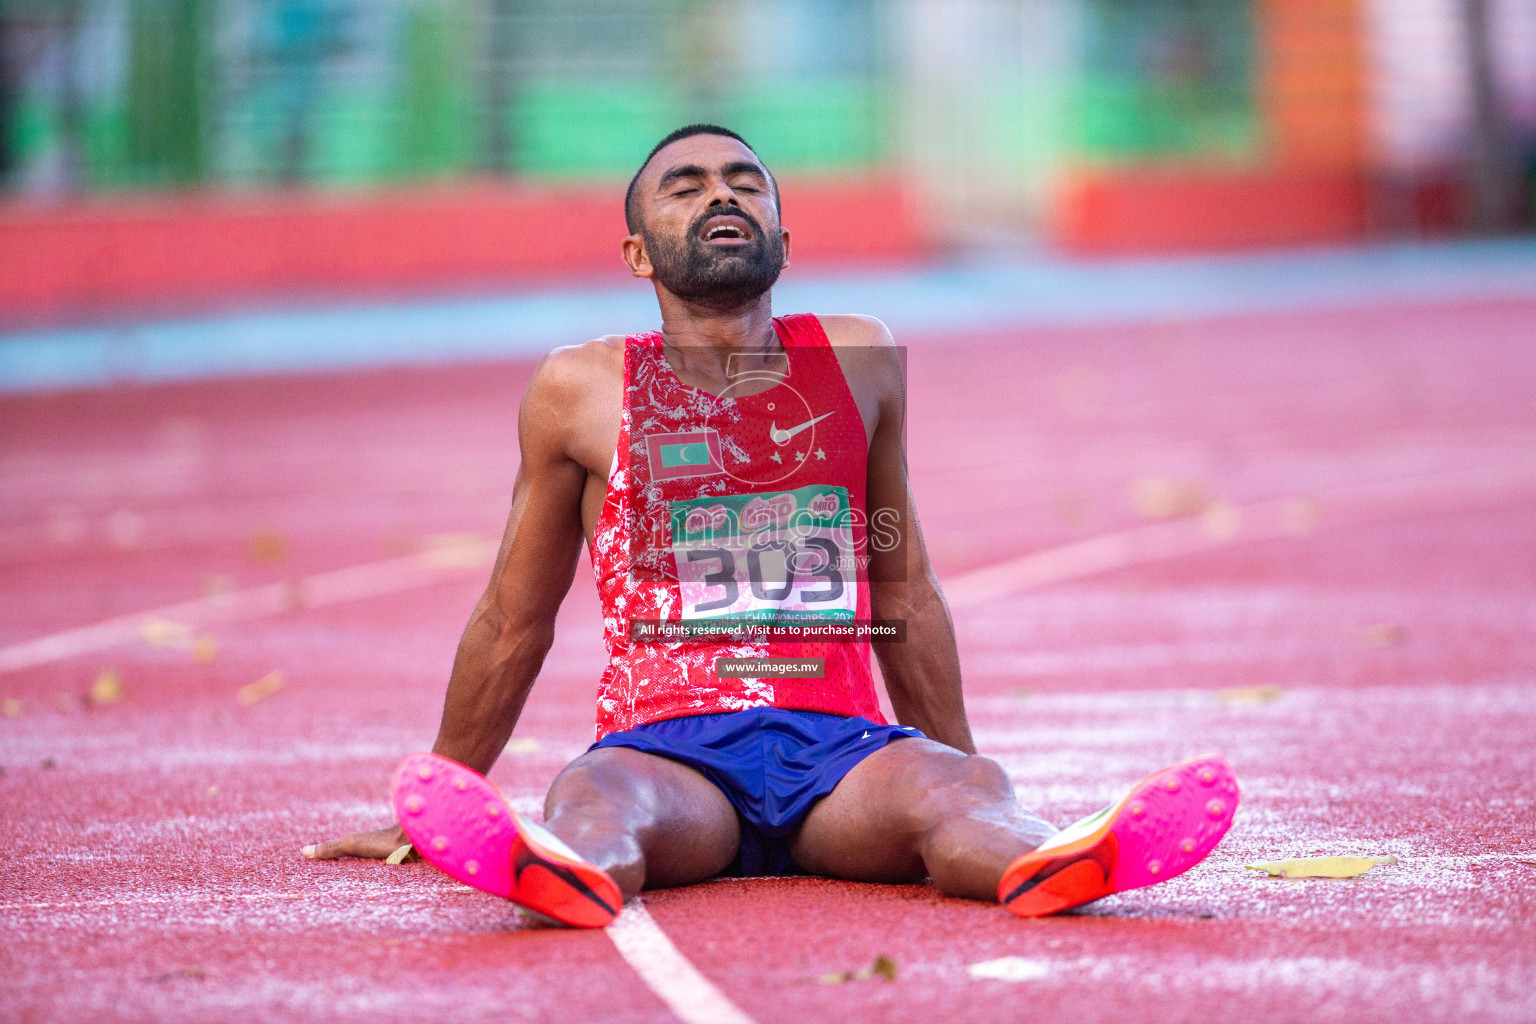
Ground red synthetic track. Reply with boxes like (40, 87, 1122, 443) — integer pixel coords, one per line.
(2, 296, 1535, 1023)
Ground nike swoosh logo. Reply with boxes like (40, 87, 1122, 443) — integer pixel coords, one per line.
(512, 845, 619, 916)
(769, 411, 833, 445)
(1000, 844, 1115, 905)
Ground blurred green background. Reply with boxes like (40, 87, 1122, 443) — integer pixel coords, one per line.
(0, 0, 1262, 192)
(0, 0, 1531, 324)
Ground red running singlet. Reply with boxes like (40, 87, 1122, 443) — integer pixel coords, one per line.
(589, 313, 885, 738)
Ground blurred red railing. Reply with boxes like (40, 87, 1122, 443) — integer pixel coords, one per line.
(0, 177, 924, 325)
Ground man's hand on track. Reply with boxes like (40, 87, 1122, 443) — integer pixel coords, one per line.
(301, 824, 407, 860)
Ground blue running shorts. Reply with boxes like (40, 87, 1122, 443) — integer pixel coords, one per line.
(589, 706, 923, 877)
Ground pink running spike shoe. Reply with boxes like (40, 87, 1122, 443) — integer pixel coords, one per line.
(391, 752, 622, 928)
(1000, 754, 1239, 918)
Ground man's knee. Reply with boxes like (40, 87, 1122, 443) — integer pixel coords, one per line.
(902, 749, 1016, 833)
(546, 748, 652, 826)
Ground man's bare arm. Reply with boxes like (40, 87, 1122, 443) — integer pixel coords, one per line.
(303, 349, 592, 859)
(839, 318, 976, 754)
(429, 356, 590, 774)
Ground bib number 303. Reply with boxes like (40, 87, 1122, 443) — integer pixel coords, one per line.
(670, 485, 858, 624)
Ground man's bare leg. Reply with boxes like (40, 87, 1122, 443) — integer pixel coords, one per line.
(790, 739, 1056, 900)
(542, 746, 741, 900)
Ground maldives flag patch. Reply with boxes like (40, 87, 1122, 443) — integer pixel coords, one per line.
(645, 429, 725, 481)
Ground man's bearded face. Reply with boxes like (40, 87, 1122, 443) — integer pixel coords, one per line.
(642, 204, 785, 310)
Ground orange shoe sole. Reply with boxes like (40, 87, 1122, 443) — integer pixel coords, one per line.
(1000, 754, 1239, 918)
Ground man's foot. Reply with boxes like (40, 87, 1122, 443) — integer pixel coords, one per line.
(391, 752, 622, 928)
(999, 754, 1238, 918)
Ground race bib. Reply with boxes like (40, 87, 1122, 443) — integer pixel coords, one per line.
(669, 484, 857, 624)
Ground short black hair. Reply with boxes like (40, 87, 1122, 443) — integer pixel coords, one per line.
(624, 123, 778, 234)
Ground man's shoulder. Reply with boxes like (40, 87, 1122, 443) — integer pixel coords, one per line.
(531, 335, 626, 391)
(546, 334, 627, 369)
(810, 313, 895, 348)
(518, 338, 627, 435)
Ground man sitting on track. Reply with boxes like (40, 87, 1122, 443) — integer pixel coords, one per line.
(303, 125, 1239, 927)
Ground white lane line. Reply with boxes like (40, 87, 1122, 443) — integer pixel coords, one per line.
(945, 460, 1536, 609)
(606, 901, 759, 1024)
(1, 893, 306, 911)
(4, 461, 1532, 674)
(0, 537, 495, 674)
(8, 888, 749, 1024)
(1, 462, 1530, 1021)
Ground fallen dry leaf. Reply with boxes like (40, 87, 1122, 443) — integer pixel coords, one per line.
(90, 669, 124, 705)
(1245, 855, 1398, 878)
(505, 737, 542, 755)
(819, 955, 898, 984)
(1354, 623, 1405, 649)
(247, 528, 287, 564)
(968, 957, 1051, 982)
(237, 671, 284, 706)
(191, 634, 219, 664)
(1217, 685, 1286, 706)
(140, 618, 193, 649)
(1131, 477, 1209, 519)
(385, 844, 417, 865)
